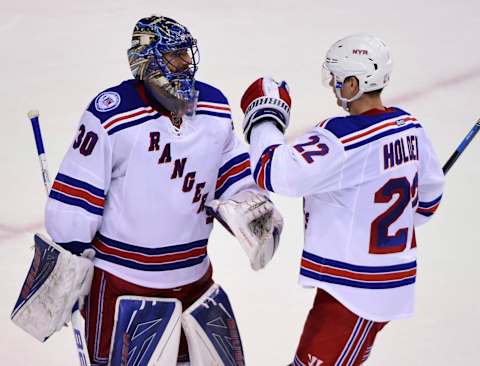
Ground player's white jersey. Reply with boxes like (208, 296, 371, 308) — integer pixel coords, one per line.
(249, 107, 445, 321)
(45, 79, 257, 289)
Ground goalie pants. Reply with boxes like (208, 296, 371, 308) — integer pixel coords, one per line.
(84, 266, 213, 365)
(294, 289, 388, 366)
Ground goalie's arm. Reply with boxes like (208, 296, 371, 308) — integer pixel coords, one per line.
(214, 126, 263, 200)
(45, 110, 113, 254)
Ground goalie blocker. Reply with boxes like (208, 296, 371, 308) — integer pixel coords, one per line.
(11, 234, 94, 342)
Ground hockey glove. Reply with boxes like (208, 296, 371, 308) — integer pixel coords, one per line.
(206, 190, 283, 271)
(11, 234, 94, 342)
(240, 77, 291, 142)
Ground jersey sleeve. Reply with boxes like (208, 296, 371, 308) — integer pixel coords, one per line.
(45, 110, 113, 254)
(414, 128, 445, 226)
(214, 127, 259, 200)
(249, 122, 346, 197)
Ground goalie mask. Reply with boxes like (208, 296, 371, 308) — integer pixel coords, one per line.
(128, 15, 200, 116)
(322, 34, 393, 110)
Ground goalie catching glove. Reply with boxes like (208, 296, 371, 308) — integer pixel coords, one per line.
(241, 76, 292, 142)
(206, 190, 283, 270)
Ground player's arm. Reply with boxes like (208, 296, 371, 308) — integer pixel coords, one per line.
(414, 128, 445, 226)
(11, 109, 110, 343)
(45, 109, 113, 254)
(242, 77, 346, 197)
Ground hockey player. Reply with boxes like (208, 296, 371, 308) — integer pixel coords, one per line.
(241, 34, 445, 365)
(13, 15, 282, 366)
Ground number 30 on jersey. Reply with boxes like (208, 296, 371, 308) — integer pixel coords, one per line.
(73, 124, 98, 156)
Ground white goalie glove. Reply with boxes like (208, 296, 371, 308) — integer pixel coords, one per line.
(207, 190, 283, 270)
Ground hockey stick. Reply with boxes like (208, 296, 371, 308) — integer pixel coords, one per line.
(443, 119, 480, 174)
(28, 110, 51, 195)
(27, 110, 92, 366)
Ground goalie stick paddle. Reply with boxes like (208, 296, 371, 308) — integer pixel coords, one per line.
(27, 110, 92, 366)
(443, 119, 480, 174)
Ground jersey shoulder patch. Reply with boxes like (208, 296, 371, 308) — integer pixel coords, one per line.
(87, 79, 147, 123)
(94, 91, 121, 112)
(86, 80, 161, 136)
(195, 81, 232, 120)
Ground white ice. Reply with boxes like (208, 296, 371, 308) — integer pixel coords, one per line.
(1, 0, 479, 365)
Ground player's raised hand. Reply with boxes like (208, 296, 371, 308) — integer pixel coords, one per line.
(240, 77, 291, 142)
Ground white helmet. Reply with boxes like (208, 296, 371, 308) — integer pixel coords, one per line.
(322, 34, 393, 109)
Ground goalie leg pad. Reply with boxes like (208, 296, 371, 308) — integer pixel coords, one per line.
(109, 296, 182, 366)
(11, 233, 94, 342)
(182, 284, 245, 366)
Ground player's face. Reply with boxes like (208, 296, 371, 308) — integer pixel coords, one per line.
(163, 49, 193, 73)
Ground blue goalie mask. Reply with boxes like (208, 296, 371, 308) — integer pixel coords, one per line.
(128, 15, 200, 115)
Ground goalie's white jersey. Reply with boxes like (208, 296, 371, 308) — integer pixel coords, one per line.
(250, 108, 445, 321)
(45, 79, 257, 289)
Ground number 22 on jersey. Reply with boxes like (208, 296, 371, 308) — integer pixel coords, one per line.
(369, 173, 418, 254)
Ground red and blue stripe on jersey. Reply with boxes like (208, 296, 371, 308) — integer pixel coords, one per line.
(87, 80, 162, 136)
(87, 80, 232, 136)
(215, 153, 251, 199)
(49, 173, 105, 215)
(300, 250, 417, 289)
(196, 102, 231, 119)
(253, 144, 280, 192)
(195, 81, 232, 120)
(102, 106, 161, 135)
(320, 108, 422, 151)
(92, 233, 208, 271)
(417, 194, 442, 217)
